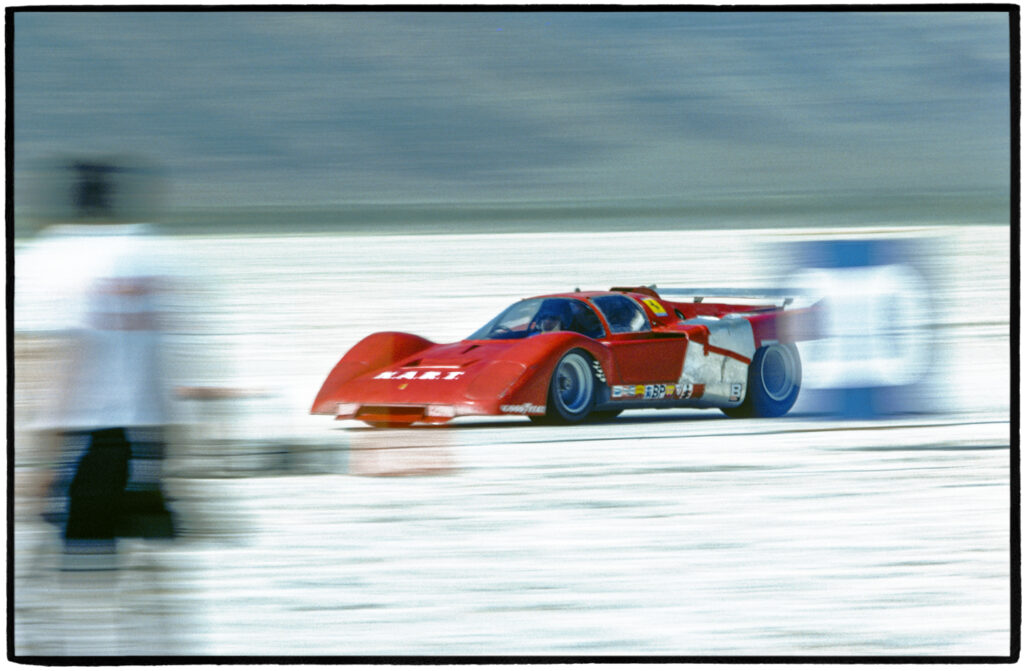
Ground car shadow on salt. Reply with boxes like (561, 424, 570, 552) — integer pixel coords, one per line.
(340, 410, 739, 432)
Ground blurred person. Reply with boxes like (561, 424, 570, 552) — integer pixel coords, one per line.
(16, 159, 177, 570)
(71, 160, 118, 217)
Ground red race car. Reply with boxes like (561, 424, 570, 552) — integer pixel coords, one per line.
(311, 286, 820, 427)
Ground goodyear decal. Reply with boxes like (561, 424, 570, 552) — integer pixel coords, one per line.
(501, 403, 545, 414)
(642, 298, 668, 317)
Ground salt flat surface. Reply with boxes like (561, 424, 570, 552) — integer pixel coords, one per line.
(12, 225, 1012, 657)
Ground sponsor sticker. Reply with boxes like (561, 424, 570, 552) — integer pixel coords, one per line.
(612, 383, 684, 400)
(643, 384, 668, 399)
(612, 385, 634, 398)
(501, 403, 545, 414)
(642, 298, 668, 316)
(730, 383, 743, 402)
(677, 383, 706, 399)
(374, 370, 465, 381)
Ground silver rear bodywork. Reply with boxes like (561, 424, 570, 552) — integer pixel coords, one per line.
(677, 315, 756, 408)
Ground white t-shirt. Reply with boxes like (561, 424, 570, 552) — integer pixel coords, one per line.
(16, 223, 172, 430)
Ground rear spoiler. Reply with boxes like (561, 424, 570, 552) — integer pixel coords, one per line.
(611, 285, 810, 307)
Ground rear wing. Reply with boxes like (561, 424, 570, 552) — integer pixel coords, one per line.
(655, 287, 809, 307)
(612, 285, 813, 308)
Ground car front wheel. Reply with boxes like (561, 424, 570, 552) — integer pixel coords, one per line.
(532, 349, 596, 424)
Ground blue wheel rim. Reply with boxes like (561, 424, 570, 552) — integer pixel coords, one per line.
(556, 353, 593, 414)
(760, 345, 795, 401)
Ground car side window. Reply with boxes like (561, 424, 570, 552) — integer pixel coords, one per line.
(566, 300, 605, 338)
(592, 295, 650, 334)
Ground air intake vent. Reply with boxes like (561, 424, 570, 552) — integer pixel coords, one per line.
(356, 406, 426, 423)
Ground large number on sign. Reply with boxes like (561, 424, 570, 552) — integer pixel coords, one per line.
(792, 264, 931, 388)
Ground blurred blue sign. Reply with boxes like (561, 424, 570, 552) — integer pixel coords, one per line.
(789, 238, 935, 418)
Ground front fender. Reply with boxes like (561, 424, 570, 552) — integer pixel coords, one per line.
(311, 331, 434, 414)
(493, 332, 611, 410)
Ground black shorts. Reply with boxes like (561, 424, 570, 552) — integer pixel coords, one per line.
(57, 427, 175, 546)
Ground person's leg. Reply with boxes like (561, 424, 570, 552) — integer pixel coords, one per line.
(120, 428, 176, 539)
(64, 428, 130, 558)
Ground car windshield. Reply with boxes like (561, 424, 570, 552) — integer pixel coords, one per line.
(468, 297, 605, 340)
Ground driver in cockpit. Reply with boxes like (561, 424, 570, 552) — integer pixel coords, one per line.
(539, 312, 562, 332)
(535, 302, 572, 333)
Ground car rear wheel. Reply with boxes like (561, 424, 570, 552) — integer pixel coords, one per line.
(722, 343, 801, 419)
(533, 349, 596, 424)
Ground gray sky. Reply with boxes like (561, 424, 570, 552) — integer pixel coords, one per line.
(13, 10, 1013, 208)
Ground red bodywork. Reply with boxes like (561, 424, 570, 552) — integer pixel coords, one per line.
(311, 287, 819, 425)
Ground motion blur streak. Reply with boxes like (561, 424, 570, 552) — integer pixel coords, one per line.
(12, 11, 1010, 219)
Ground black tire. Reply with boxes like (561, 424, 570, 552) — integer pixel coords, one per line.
(536, 349, 597, 424)
(722, 343, 801, 418)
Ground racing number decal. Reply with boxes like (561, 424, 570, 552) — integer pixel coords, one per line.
(642, 298, 668, 317)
